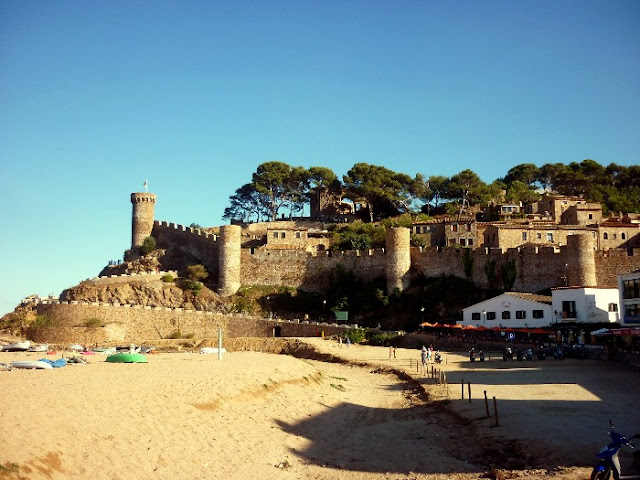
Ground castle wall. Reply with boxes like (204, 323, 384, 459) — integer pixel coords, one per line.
(32, 302, 354, 344)
(596, 248, 640, 288)
(240, 249, 388, 292)
(152, 221, 220, 275)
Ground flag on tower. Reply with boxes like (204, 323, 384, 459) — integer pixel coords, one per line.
(144, 179, 148, 192)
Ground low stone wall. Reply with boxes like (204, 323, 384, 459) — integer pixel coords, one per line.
(31, 302, 355, 344)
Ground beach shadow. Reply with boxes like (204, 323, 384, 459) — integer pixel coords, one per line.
(275, 401, 480, 475)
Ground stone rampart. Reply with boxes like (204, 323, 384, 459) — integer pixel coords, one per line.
(32, 302, 355, 344)
(596, 248, 640, 288)
(90, 271, 179, 285)
(152, 221, 219, 274)
(241, 248, 387, 292)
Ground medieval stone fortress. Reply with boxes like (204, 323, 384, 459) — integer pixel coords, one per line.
(19, 188, 640, 344)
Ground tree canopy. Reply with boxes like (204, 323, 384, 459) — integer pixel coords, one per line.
(223, 159, 640, 223)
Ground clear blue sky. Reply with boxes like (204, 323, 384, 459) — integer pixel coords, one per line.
(1, 0, 638, 316)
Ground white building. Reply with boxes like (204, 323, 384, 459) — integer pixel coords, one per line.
(550, 287, 620, 325)
(618, 270, 640, 326)
(460, 292, 553, 329)
(460, 288, 620, 329)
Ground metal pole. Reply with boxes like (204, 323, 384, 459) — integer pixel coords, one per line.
(218, 327, 223, 361)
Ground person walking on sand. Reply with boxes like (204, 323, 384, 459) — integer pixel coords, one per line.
(393, 346, 397, 359)
(346, 337, 351, 348)
(389, 345, 393, 359)
(421, 346, 427, 367)
(338, 337, 343, 348)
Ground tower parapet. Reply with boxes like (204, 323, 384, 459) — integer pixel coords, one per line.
(218, 225, 242, 296)
(386, 227, 411, 294)
(131, 192, 157, 249)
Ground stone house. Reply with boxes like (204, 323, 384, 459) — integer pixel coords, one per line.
(596, 219, 640, 251)
(412, 216, 477, 247)
(481, 222, 596, 249)
(265, 226, 331, 253)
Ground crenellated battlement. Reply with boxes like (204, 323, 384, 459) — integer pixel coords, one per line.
(153, 221, 218, 242)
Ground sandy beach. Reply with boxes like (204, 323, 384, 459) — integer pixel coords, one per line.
(1, 339, 638, 480)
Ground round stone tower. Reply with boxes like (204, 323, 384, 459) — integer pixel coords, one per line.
(386, 227, 411, 295)
(218, 224, 242, 296)
(566, 233, 597, 287)
(131, 192, 157, 249)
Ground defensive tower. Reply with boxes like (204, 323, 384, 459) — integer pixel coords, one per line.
(566, 233, 597, 287)
(218, 224, 242, 296)
(386, 227, 411, 295)
(131, 192, 157, 249)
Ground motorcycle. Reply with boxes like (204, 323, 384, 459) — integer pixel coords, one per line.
(502, 347, 513, 361)
(469, 349, 476, 362)
(525, 348, 534, 361)
(479, 350, 485, 362)
(591, 421, 640, 480)
(516, 349, 524, 361)
(434, 352, 442, 364)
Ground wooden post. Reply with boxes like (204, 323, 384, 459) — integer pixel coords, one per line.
(461, 379, 464, 399)
(493, 396, 499, 426)
(218, 327, 223, 361)
(468, 382, 471, 403)
(484, 390, 490, 417)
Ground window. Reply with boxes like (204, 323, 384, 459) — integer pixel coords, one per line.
(460, 239, 466, 246)
(486, 311, 496, 320)
(562, 300, 577, 318)
(589, 214, 593, 219)
(622, 233, 626, 240)
(532, 310, 544, 319)
(522, 232, 527, 241)
(281, 232, 286, 239)
(471, 312, 481, 320)
(273, 232, 278, 238)
(516, 310, 526, 319)
(623, 279, 640, 299)
(613, 234, 617, 240)
(603, 233, 609, 240)
(295, 231, 301, 239)
(502, 311, 511, 319)
(452, 224, 458, 232)
(468, 239, 474, 246)
(608, 303, 618, 312)
(537, 233, 542, 239)
(546, 233, 554, 242)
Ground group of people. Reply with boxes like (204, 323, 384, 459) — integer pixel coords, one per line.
(421, 345, 441, 365)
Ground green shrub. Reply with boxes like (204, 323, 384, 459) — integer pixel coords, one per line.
(162, 274, 174, 283)
(140, 236, 157, 255)
(84, 318, 102, 328)
(343, 328, 367, 344)
(185, 264, 208, 282)
(167, 329, 182, 339)
(367, 332, 400, 346)
(185, 281, 202, 292)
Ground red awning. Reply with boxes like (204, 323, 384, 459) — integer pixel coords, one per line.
(610, 328, 640, 336)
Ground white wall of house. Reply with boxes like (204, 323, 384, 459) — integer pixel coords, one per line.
(461, 293, 553, 329)
(550, 287, 619, 324)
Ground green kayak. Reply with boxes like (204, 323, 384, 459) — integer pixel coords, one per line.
(105, 353, 148, 363)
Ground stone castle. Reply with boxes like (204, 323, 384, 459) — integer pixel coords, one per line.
(135, 191, 640, 297)
(22, 190, 640, 344)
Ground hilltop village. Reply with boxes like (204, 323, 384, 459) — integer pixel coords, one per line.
(4, 187, 640, 346)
